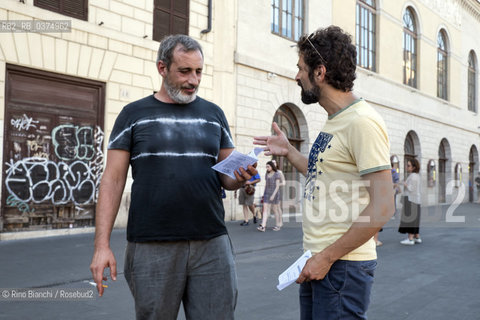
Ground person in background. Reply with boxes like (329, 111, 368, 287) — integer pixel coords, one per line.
(373, 230, 383, 247)
(239, 172, 261, 225)
(398, 158, 422, 245)
(475, 175, 480, 203)
(391, 165, 400, 215)
(271, 159, 286, 228)
(374, 163, 400, 247)
(257, 161, 283, 232)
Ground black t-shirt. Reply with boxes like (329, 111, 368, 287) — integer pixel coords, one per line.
(108, 95, 235, 242)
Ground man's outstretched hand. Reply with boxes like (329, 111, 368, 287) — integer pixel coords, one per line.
(253, 122, 290, 157)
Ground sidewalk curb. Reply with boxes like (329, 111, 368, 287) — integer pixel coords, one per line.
(0, 227, 95, 241)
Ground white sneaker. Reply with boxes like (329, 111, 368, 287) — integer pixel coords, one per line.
(414, 238, 422, 244)
(400, 238, 415, 245)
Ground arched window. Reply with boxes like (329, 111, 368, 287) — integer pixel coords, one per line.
(273, 105, 303, 182)
(356, 0, 376, 71)
(437, 30, 449, 100)
(468, 51, 477, 112)
(404, 131, 420, 180)
(404, 134, 415, 156)
(403, 7, 417, 87)
(438, 138, 451, 203)
(272, 105, 305, 214)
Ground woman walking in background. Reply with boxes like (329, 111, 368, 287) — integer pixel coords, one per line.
(271, 159, 286, 230)
(238, 173, 261, 226)
(257, 161, 282, 232)
(398, 158, 422, 245)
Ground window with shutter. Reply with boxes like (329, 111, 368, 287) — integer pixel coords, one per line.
(35, 0, 60, 11)
(34, 0, 88, 21)
(153, 0, 189, 42)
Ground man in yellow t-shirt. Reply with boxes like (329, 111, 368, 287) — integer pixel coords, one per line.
(255, 26, 394, 319)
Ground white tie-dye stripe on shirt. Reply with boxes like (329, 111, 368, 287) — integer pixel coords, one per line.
(108, 118, 234, 149)
(131, 152, 217, 161)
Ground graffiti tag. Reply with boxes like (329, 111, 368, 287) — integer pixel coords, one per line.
(5, 157, 99, 205)
(11, 114, 39, 131)
(26, 135, 50, 159)
(52, 125, 95, 161)
(6, 194, 35, 214)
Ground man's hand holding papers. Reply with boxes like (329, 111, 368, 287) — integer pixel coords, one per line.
(213, 147, 263, 179)
(277, 251, 312, 290)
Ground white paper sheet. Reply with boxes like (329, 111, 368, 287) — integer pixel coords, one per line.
(212, 148, 263, 179)
(276, 250, 312, 291)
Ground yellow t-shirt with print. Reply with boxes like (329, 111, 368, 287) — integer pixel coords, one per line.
(303, 99, 391, 261)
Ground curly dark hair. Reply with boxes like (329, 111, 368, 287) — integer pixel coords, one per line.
(297, 26, 357, 92)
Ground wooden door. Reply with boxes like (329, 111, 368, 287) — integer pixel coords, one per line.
(2, 65, 105, 231)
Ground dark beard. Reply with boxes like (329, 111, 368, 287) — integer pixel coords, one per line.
(300, 84, 320, 104)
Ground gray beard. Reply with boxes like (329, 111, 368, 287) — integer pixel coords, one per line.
(164, 76, 198, 104)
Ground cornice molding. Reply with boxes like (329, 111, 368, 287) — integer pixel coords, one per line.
(460, 0, 480, 22)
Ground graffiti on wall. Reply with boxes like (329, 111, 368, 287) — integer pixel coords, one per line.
(6, 194, 35, 214)
(26, 135, 50, 159)
(5, 114, 104, 212)
(52, 125, 97, 161)
(5, 157, 98, 205)
(10, 114, 39, 131)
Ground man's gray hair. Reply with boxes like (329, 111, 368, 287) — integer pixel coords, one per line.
(156, 34, 203, 68)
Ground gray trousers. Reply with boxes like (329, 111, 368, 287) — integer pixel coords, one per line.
(124, 234, 237, 320)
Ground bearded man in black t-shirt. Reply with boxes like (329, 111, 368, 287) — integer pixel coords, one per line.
(90, 34, 257, 320)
